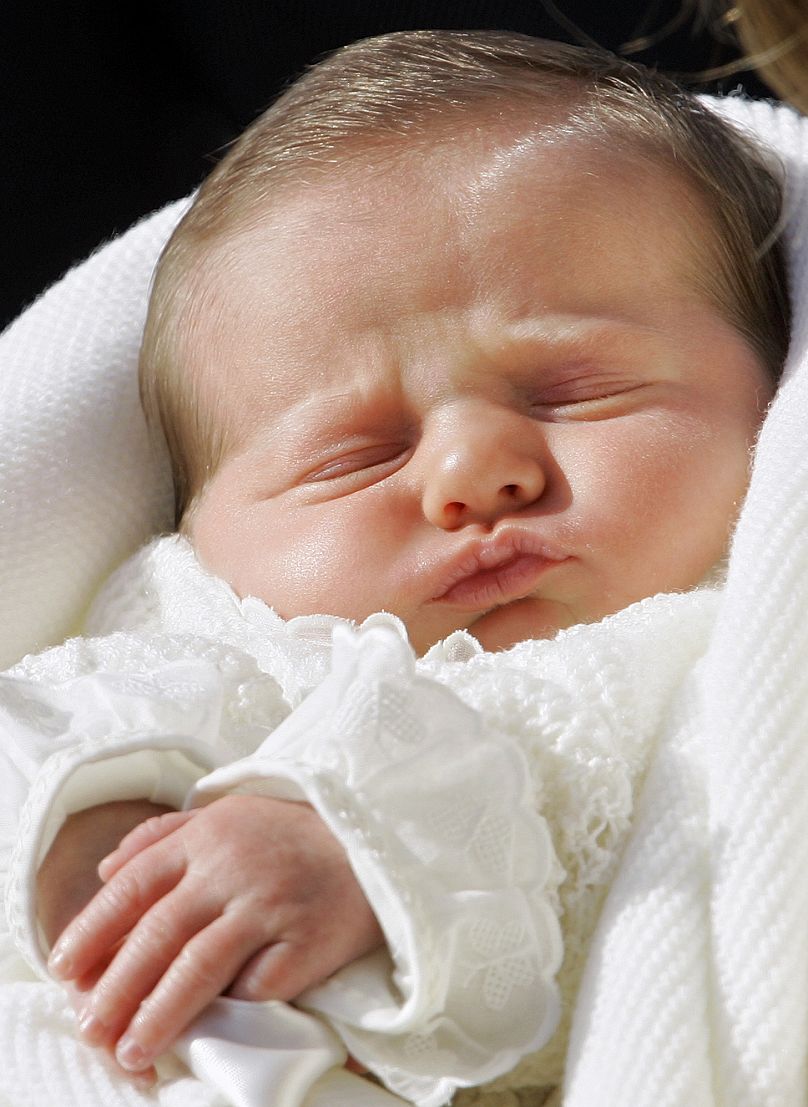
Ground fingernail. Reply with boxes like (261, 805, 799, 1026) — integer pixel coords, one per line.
(78, 1011, 108, 1044)
(130, 1069, 156, 1090)
(48, 947, 72, 977)
(117, 1035, 149, 1072)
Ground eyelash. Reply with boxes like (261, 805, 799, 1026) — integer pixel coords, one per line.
(303, 443, 412, 484)
(529, 379, 645, 417)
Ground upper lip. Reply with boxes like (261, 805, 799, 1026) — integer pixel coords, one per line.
(428, 527, 568, 605)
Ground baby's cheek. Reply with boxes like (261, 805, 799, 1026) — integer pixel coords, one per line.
(259, 502, 402, 621)
(566, 426, 716, 588)
(627, 428, 747, 579)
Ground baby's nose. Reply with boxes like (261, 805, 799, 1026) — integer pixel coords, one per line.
(421, 411, 546, 529)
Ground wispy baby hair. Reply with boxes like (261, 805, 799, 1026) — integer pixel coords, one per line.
(140, 29, 790, 525)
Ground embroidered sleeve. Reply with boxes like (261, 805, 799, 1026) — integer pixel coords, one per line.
(191, 623, 563, 1107)
(1, 632, 289, 975)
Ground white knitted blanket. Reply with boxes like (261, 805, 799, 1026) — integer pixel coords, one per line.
(0, 201, 183, 669)
(563, 99, 808, 1107)
(0, 95, 807, 1107)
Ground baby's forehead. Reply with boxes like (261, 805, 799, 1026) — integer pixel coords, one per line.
(187, 132, 714, 402)
(212, 125, 712, 289)
(174, 122, 738, 475)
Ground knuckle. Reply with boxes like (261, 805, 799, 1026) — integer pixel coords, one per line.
(93, 968, 147, 1021)
(240, 964, 276, 998)
(169, 943, 221, 993)
(141, 814, 169, 838)
(102, 869, 147, 915)
(236, 945, 295, 1001)
(129, 912, 175, 957)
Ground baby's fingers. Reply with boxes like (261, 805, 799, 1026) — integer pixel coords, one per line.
(99, 810, 197, 881)
(62, 982, 158, 1090)
(228, 940, 315, 1003)
(76, 884, 219, 1054)
(111, 915, 258, 1074)
(49, 847, 185, 982)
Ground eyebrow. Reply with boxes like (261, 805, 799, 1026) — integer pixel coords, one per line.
(243, 386, 406, 463)
(499, 314, 665, 355)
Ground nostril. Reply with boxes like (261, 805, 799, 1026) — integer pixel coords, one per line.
(503, 484, 519, 497)
(444, 501, 465, 526)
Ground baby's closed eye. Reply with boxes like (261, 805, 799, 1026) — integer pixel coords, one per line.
(527, 373, 663, 421)
(301, 441, 414, 487)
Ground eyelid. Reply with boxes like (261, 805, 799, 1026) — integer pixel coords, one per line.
(532, 370, 640, 401)
(529, 375, 649, 417)
(303, 441, 411, 483)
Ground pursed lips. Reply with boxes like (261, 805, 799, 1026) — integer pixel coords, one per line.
(429, 529, 568, 609)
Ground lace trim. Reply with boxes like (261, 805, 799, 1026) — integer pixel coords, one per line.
(193, 622, 563, 1107)
(3, 638, 291, 974)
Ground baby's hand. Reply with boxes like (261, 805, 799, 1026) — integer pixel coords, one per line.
(38, 800, 175, 951)
(48, 795, 383, 1075)
(38, 799, 176, 1088)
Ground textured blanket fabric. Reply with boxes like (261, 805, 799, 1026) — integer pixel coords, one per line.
(561, 97, 808, 1107)
(0, 200, 184, 669)
(0, 94, 806, 1107)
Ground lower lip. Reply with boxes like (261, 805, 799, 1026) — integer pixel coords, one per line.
(433, 554, 563, 609)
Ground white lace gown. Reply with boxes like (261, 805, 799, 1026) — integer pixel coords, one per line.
(0, 535, 717, 1107)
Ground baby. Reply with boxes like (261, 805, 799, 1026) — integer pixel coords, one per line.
(21, 27, 790, 1107)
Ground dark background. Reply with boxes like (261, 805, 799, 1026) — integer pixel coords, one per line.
(1, 0, 771, 330)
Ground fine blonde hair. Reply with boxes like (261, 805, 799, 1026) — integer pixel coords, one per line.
(139, 29, 790, 526)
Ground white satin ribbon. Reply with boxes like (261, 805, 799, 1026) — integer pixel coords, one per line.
(174, 998, 406, 1106)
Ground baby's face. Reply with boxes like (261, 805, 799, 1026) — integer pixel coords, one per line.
(187, 133, 773, 654)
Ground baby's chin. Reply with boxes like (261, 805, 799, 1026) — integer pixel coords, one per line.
(461, 565, 726, 652)
(462, 597, 576, 653)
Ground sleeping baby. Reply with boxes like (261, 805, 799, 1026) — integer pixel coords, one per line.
(2, 28, 790, 1107)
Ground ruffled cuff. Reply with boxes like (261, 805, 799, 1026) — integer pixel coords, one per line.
(1, 657, 246, 976)
(191, 621, 563, 1107)
(8, 738, 217, 976)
